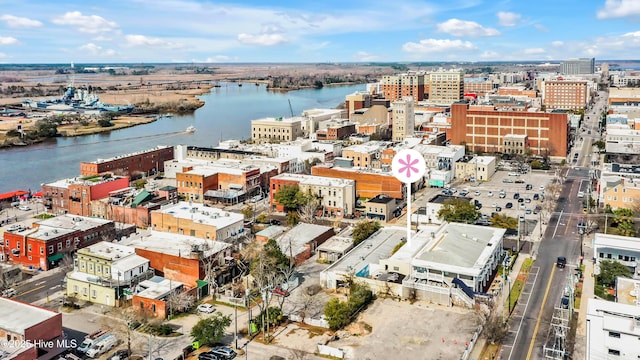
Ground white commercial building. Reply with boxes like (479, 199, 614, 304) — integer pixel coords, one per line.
(594, 233, 640, 278)
(586, 298, 640, 359)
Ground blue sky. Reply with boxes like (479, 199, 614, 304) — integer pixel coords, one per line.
(0, 0, 639, 63)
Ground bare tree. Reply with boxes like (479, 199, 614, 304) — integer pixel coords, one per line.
(297, 199, 319, 224)
(483, 312, 508, 345)
(166, 290, 195, 318)
(101, 308, 147, 357)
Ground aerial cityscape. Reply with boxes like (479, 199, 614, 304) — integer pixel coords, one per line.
(2, 1, 640, 360)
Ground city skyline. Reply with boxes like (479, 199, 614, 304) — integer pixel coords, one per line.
(0, 0, 639, 64)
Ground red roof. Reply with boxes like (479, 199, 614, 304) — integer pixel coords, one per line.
(0, 190, 29, 201)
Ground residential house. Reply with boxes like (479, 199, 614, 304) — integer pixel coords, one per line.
(132, 276, 185, 319)
(365, 195, 397, 221)
(277, 223, 335, 265)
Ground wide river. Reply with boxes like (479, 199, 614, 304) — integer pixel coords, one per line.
(0, 82, 365, 193)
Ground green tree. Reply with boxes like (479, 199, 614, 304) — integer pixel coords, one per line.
(274, 185, 308, 211)
(324, 298, 351, 330)
(609, 208, 637, 237)
(190, 312, 232, 346)
(352, 220, 381, 246)
(597, 259, 633, 288)
(490, 214, 518, 229)
(593, 140, 605, 151)
(263, 238, 290, 270)
(256, 213, 268, 224)
(34, 119, 58, 138)
(286, 211, 300, 226)
(241, 205, 254, 220)
(437, 198, 481, 224)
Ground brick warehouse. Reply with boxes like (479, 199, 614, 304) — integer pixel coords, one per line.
(80, 145, 174, 178)
(450, 102, 569, 159)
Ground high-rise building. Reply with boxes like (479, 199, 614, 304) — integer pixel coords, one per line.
(429, 70, 465, 105)
(380, 72, 426, 102)
(542, 80, 588, 111)
(392, 96, 415, 141)
(560, 58, 595, 75)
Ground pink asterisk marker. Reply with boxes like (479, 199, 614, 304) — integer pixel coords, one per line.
(398, 154, 419, 179)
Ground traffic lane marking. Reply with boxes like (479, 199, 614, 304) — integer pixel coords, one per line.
(525, 265, 556, 360)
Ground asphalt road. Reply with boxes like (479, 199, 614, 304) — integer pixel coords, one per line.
(504, 94, 604, 359)
(13, 269, 66, 303)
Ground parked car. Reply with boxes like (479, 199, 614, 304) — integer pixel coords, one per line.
(533, 193, 540, 200)
(18, 205, 31, 211)
(474, 191, 481, 196)
(514, 179, 525, 184)
(197, 304, 216, 314)
(1, 288, 16, 298)
(487, 191, 493, 197)
(561, 296, 570, 309)
(499, 191, 506, 198)
(198, 353, 219, 360)
(508, 172, 518, 176)
(495, 206, 502, 212)
(209, 347, 237, 360)
(525, 198, 531, 203)
(6, 224, 23, 232)
(503, 178, 514, 183)
(269, 219, 281, 226)
(459, 190, 469, 196)
(526, 184, 533, 190)
(505, 202, 513, 209)
(518, 198, 524, 203)
(525, 209, 532, 215)
(513, 193, 520, 200)
(270, 286, 290, 297)
(109, 349, 131, 360)
(518, 215, 525, 222)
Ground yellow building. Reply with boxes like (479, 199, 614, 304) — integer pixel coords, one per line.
(429, 70, 464, 105)
(66, 241, 152, 307)
(603, 183, 640, 210)
(251, 116, 303, 144)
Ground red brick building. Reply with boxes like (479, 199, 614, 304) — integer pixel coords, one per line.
(311, 165, 404, 199)
(450, 102, 569, 158)
(2, 215, 115, 270)
(380, 73, 426, 102)
(79, 145, 174, 178)
(0, 298, 64, 360)
(42, 175, 130, 216)
(543, 80, 588, 111)
(315, 122, 357, 140)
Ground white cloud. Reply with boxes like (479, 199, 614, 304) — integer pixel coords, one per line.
(237, 33, 288, 46)
(92, 36, 113, 42)
(436, 19, 500, 37)
(597, 0, 640, 19)
(480, 51, 500, 59)
(533, 24, 548, 32)
(353, 51, 379, 62)
(0, 37, 18, 45)
(52, 11, 118, 34)
(402, 38, 476, 54)
(79, 43, 116, 57)
(551, 41, 564, 47)
(496, 12, 521, 27)
(523, 48, 545, 54)
(124, 34, 183, 49)
(204, 55, 231, 62)
(0, 14, 42, 28)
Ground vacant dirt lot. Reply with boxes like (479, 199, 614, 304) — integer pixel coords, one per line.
(330, 298, 480, 360)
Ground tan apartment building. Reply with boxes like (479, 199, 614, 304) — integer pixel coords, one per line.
(176, 163, 260, 203)
(342, 142, 389, 168)
(269, 173, 356, 217)
(251, 116, 303, 144)
(380, 72, 426, 102)
(497, 87, 538, 98)
(503, 134, 529, 155)
(454, 156, 496, 182)
(429, 70, 465, 105)
(543, 80, 588, 111)
(150, 201, 244, 242)
(603, 182, 640, 210)
(450, 102, 570, 159)
(464, 78, 494, 97)
(392, 96, 415, 141)
(345, 91, 373, 119)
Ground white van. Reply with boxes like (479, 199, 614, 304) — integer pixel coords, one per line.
(86, 334, 118, 358)
(577, 191, 585, 198)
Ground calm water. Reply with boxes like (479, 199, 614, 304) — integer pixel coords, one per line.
(0, 82, 365, 193)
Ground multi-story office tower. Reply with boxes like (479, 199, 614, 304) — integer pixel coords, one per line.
(391, 96, 415, 141)
(543, 80, 588, 111)
(429, 69, 465, 105)
(560, 58, 595, 75)
(380, 72, 426, 102)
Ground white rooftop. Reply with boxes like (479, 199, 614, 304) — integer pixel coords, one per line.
(135, 276, 184, 300)
(154, 201, 244, 229)
(44, 175, 128, 189)
(343, 141, 389, 154)
(412, 223, 505, 276)
(121, 230, 232, 258)
(252, 116, 304, 124)
(594, 233, 640, 251)
(277, 223, 334, 257)
(36, 214, 112, 232)
(0, 297, 59, 335)
(271, 173, 355, 187)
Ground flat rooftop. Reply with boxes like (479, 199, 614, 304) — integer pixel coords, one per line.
(324, 227, 406, 276)
(121, 230, 232, 258)
(252, 116, 304, 124)
(429, 194, 472, 204)
(594, 233, 640, 252)
(0, 298, 59, 335)
(412, 223, 505, 275)
(36, 214, 112, 232)
(155, 201, 243, 229)
(135, 276, 183, 300)
(277, 223, 334, 257)
(87, 145, 172, 164)
(615, 277, 640, 306)
(317, 228, 355, 254)
(79, 241, 136, 260)
(271, 173, 355, 187)
(43, 175, 128, 189)
(343, 141, 389, 154)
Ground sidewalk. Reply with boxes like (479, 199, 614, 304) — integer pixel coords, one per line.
(469, 254, 530, 360)
(572, 238, 595, 360)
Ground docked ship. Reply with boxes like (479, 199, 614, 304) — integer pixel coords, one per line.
(22, 85, 134, 114)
